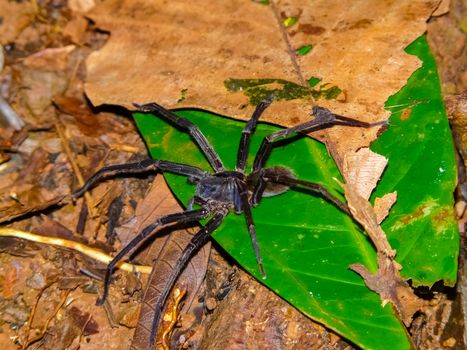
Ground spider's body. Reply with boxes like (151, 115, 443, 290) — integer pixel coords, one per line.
(193, 166, 294, 214)
(74, 100, 383, 350)
(195, 171, 244, 212)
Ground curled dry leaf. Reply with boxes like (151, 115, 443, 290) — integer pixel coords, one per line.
(339, 180, 395, 257)
(343, 147, 388, 200)
(374, 191, 397, 225)
(339, 181, 424, 326)
(85, 0, 439, 165)
(343, 147, 397, 223)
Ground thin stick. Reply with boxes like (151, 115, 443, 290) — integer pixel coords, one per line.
(54, 119, 97, 218)
(0, 228, 151, 274)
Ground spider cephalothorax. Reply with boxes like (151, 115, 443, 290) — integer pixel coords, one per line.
(74, 100, 384, 349)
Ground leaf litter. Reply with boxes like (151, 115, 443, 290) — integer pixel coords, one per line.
(0, 0, 463, 349)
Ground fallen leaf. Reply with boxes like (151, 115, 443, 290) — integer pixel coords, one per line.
(116, 175, 210, 349)
(85, 0, 438, 164)
(432, 0, 450, 17)
(340, 181, 424, 326)
(0, 148, 70, 224)
(20, 68, 68, 119)
(374, 191, 397, 224)
(69, 306, 99, 336)
(343, 147, 388, 199)
(23, 45, 76, 71)
(63, 15, 89, 45)
(0, 0, 36, 44)
(2, 265, 18, 299)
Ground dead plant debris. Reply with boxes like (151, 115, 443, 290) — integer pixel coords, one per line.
(0, 0, 464, 349)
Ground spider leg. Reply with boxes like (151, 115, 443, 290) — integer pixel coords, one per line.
(73, 159, 208, 198)
(143, 210, 228, 349)
(96, 208, 211, 305)
(236, 179, 266, 278)
(261, 173, 351, 215)
(236, 99, 272, 172)
(134, 102, 225, 172)
(251, 170, 267, 206)
(252, 106, 386, 173)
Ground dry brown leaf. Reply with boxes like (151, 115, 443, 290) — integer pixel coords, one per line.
(0, 148, 71, 224)
(85, 0, 438, 165)
(374, 191, 397, 224)
(432, 0, 451, 16)
(23, 46, 76, 71)
(63, 15, 89, 45)
(343, 147, 388, 199)
(339, 181, 423, 326)
(0, 0, 36, 44)
(116, 175, 210, 349)
(343, 147, 397, 223)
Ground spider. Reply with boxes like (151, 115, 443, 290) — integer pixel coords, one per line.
(74, 99, 383, 348)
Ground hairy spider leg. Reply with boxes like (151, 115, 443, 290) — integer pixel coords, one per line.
(73, 159, 208, 198)
(134, 102, 225, 172)
(235, 178, 266, 278)
(236, 99, 272, 172)
(261, 173, 351, 215)
(74, 158, 210, 304)
(145, 210, 228, 350)
(96, 208, 211, 305)
(252, 106, 383, 173)
(251, 106, 386, 202)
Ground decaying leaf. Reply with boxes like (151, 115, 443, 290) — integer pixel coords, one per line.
(340, 181, 424, 326)
(117, 175, 210, 349)
(343, 147, 397, 223)
(0, 148, 71, 224)
(0, 0, 36, 44)
(343, 147, 388, 200)
(23, 46, 76, 71)
(85, 0, 439, 165)
(374, 191, 397, 224)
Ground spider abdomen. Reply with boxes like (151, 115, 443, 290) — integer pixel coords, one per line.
(247, 166, 296, 197)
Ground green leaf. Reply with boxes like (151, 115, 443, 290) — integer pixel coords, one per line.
(133, 116, 409, 349)
(371, 35, 459, 286)
(133, 34, 458, 350)
(296, 44, 313, 56)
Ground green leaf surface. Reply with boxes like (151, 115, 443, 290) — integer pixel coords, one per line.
(134, 109, 409, 349)
(371, 36, 458, 286)
(132, 35, 457, 349)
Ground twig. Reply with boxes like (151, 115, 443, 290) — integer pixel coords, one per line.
(0, 228, 151, 274)
(54, 118, 98, 218)
(22, 283, 53, 349)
